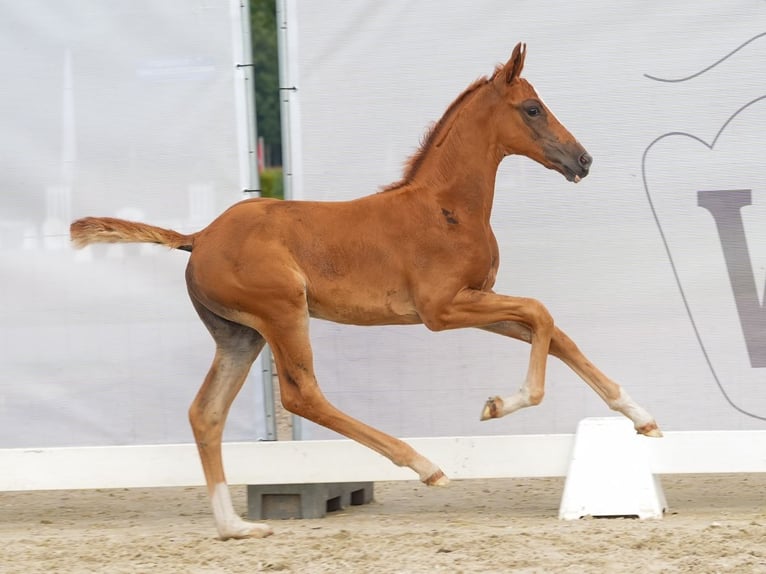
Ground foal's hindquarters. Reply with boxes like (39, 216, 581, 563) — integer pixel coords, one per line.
(184, 205, 452, 539)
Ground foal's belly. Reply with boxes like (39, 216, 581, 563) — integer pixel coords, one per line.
(307, 284, 422, 327)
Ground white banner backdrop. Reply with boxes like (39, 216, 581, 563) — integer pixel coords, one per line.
(284, 1, 766, 437)
(0, 0, 266, 448)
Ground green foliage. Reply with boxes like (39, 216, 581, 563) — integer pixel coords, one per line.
(250, 0, 282, 166)
(259, 167, 284, 199)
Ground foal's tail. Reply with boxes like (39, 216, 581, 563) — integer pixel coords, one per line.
(70, 217, 195, 252)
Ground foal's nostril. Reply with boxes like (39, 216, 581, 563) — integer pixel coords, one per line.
(578, 152, 593, 169)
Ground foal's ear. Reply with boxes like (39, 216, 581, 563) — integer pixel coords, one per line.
(504, 42, 527, 83)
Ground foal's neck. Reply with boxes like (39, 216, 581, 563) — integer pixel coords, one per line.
(410, 85, 503, 219)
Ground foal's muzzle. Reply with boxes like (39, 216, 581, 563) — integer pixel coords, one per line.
(549, 145, 592, 183)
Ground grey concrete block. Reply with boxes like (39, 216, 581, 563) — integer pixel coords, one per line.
(247, 482, 374, 520)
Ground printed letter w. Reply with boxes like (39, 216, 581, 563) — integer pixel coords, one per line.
(698, 189, 766, 368)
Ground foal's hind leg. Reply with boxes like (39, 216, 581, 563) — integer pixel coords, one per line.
(479, 321, 661, 436)
(259, 300, 448, 485)
(188, 298, 272, 539)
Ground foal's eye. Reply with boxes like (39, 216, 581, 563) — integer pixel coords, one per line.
(521, 99, 544, 119)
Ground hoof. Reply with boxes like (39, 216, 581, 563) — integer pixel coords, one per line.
(636, 422, 663, 438)
(480, 396, 503, 421)
(219, 521, 274, 541)
(423, 469, 450, 487)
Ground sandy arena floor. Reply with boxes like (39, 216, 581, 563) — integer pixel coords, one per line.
(1, 474, 764, 574)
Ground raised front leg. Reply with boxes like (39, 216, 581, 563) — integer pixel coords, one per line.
(419, 289, 555, 421)
(480, 321, 662, 436)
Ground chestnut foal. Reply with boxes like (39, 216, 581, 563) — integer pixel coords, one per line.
(71, 44, 660, 539)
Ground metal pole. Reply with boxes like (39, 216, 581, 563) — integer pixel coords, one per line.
(276, 0, 293, 200)
(261, 345, 276, 440)
(275, 0, 303, 439)
(237, 0, 262, 197)
(236, 0, 276, 441)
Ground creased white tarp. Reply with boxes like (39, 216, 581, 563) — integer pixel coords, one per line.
(0, 0, 265, 448)
(286, 1, 766, 437)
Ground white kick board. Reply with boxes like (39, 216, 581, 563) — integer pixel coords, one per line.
(2, 427, 765, 491)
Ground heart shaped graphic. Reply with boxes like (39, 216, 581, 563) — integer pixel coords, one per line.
(642, 96, 766, 421)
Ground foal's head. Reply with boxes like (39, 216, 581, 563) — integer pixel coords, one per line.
(491, 43, 592, 183)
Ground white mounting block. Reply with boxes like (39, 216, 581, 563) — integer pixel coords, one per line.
(559, 417, 667, 520)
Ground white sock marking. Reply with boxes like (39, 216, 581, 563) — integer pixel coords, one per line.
(210, 483, 271, 539)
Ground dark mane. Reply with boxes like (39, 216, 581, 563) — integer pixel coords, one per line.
(380, 64, 502, 193)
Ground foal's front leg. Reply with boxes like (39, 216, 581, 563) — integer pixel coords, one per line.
(421, 290, 556, 420)
(479, 321, 662, 436)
